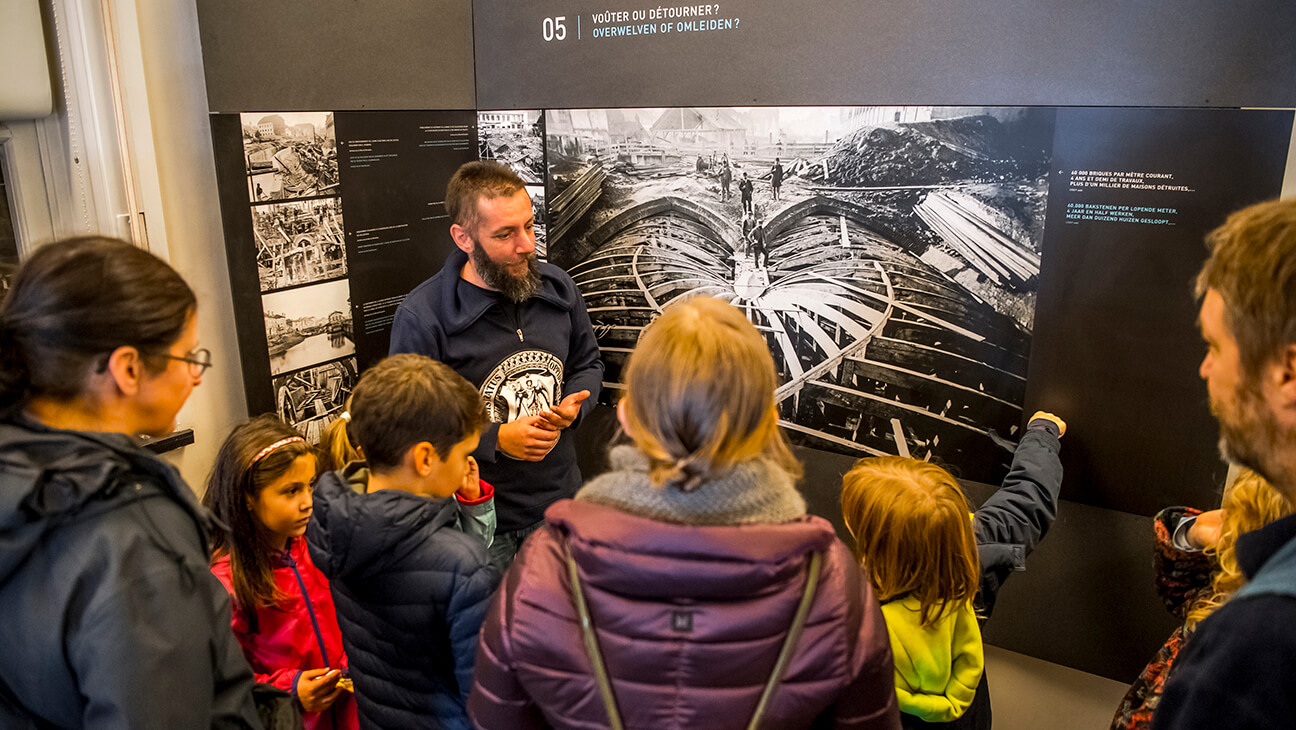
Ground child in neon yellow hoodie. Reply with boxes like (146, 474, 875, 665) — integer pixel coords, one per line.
(841, 411, 1065, 729)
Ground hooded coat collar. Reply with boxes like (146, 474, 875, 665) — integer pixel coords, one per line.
(0, 416, 211, 584)
(426, 249, 577, 337)
(307, 464, 461, 580)
(545, 498, 833, 601)
(574, 445, 806, 526)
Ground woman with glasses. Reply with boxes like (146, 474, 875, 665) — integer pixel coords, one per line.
(0, 237, 261, 728)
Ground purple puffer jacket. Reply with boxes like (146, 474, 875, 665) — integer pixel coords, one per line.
(468, 499, 901, 730)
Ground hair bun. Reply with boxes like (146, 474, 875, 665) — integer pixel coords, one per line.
(663, 455, 708, 493)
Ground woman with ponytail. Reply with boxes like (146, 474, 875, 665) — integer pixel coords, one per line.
(0, 237, 260, 728)
(469, 296, 901, 730)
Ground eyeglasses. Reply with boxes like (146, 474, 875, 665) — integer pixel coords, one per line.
(156, 347, 213, 377)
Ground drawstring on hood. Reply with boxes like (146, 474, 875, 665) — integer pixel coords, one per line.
(0, 418, 214, 586)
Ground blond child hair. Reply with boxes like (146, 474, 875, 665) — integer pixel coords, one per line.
(319, 396, 361, 473)
(1186, 469, 1294, 626)
(841, 456, 980, 627)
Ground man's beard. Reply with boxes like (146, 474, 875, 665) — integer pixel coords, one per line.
(470, 240, 541, 303)
(1212, 376, 1290, 490)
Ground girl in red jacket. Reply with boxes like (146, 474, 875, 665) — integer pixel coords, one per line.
(203, 415, 359, 730)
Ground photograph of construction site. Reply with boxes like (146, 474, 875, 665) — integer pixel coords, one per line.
(546, 105, 1055, 482)
(242, 111, 339, 202)
(526, 185, 547, 258)
(479, 110, 548, 256)
(272, 357, 357, 442)
(250, 198, 347, 292)
(262, 278, 355, 377)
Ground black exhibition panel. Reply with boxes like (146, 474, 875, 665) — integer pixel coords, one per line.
(196, 0, 477, 112)
(194, 0, 1296, 683)
(1027, 108, 1293, 516)
(210, 110, 478, 425)
(473, 0, 1296, 110)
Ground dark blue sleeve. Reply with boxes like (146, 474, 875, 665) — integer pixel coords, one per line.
(974, 421, 1063, 553)
(447, 559, 502, 705)
(972, 423, 1063, 615)
(1152, 597, 1296, 730)
(563, 287, 604, 430)
(389, 303, 441, 359)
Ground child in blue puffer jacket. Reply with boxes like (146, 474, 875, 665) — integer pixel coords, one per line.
(307, 354, 500, 730)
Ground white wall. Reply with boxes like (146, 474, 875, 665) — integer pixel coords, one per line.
(129, 0, 246, 489)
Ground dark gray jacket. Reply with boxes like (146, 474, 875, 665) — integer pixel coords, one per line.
(974, 419, 1064, 618)
(0, 418, 262, 729)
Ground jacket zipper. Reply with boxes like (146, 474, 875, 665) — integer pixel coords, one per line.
(505, 302, 524, 342)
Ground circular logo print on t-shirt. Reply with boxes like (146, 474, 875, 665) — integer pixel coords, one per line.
(480, 350, 565, 424)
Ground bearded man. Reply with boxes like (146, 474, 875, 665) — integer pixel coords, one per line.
(1154, 198, 1296, 730)
(390, 161, 603, 570)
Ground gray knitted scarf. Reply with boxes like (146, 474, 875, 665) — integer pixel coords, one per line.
(575, 445, 806, 526)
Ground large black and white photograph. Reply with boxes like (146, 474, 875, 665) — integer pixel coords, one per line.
(251, 198, 347, 291)
(546, 105, 1055, 482)
(272, 357, 358, 442)
(243, 112, 339, 202)
(262, 278, 355, 376)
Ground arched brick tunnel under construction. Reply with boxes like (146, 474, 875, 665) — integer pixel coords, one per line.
(568, 195, 1031, 480)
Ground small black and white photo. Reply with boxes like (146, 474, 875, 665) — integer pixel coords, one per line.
(272, 357, 357, 443)
(477, 111, 547, 256)
(262, 278, 355, 376)
(526, 184, 548, 259)
(478, 110, 544, 184)
(546, 105, 1055, 482)
(243, 112, 339, 202)
(251, 198, 347, 292)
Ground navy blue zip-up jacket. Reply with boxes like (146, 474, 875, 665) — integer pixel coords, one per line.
(0, 417, 262, 729)
(1152, 511, 1296, 730)
(307, 466, 500, 730)
(389, 248, 604, 532)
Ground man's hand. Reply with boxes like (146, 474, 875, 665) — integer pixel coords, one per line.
(538, 390, 591, 431)
(297, 668, 342, 713)
(1188, 509, 1224, 550)
(1030, 410, 1067, 437)
(497, 416, 561, 461)
(457, 456, 481, 501)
